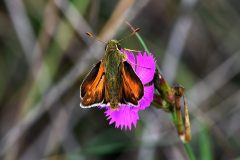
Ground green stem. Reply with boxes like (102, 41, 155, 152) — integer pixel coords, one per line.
(184, 144, 196, 160)
(135, 33, 150, 53)
(135, 32, 196, 160)
(170, 110, 177, 124)
(135, 33, 162, 71)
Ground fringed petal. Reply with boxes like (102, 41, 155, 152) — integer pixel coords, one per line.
(103, 50, 156, 130)
(136, 52, 156, 84)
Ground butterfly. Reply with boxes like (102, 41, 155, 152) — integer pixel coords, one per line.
(80, 38, 144, 110)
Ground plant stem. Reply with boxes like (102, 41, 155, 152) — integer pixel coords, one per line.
(184, 143, 196, 160)
(135, 33, 150, 53)
(135, 33, 162, 72)
(134, 31, 196, 160)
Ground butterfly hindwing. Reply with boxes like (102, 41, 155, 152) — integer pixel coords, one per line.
(121, 61, 144, 106)
(80, 61, 105, 107)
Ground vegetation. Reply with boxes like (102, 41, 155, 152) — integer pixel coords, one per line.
(0, 0, 240, 159)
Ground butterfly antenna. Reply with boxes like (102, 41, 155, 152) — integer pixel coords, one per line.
(85, 32, 107, 44)
(125, 21, 138, 33)
(118, 27, 140, 42)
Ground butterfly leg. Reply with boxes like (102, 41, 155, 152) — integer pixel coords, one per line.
(123, 48, 141, 53)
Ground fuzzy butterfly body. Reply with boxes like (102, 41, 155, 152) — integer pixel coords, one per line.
(80, 40, 144, 110)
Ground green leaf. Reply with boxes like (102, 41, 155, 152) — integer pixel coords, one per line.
(199, 126, 213, 160)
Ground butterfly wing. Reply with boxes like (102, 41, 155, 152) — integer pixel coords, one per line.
(80, 61, 105, 107)
(121, 61, 144, 106)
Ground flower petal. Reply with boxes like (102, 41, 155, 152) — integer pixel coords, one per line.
(105, 105, 139, 130)
(126, 50, 136, 67)
(138, 85, 154, 110)
(103, 50, 156, 130)
(136, 52, 156, 84)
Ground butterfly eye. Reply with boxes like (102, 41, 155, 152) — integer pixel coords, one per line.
(117, 43, 121, 50)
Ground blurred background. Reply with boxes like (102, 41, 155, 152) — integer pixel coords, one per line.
(0, 0, 240, 159)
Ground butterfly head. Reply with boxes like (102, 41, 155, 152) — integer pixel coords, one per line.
(105, 40, 121, 52)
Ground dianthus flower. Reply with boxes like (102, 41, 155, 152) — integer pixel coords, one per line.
(103, 50, 156, 130)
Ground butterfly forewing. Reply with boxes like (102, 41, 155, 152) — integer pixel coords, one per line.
(80, 62, 101, 98)
(80, 61, 106, 107)
(121, 61, 144, 106)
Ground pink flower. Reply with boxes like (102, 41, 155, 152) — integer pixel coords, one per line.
(104, 50, 156, 130)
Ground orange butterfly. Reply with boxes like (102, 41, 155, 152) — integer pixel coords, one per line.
(80, 39, 143, 110)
